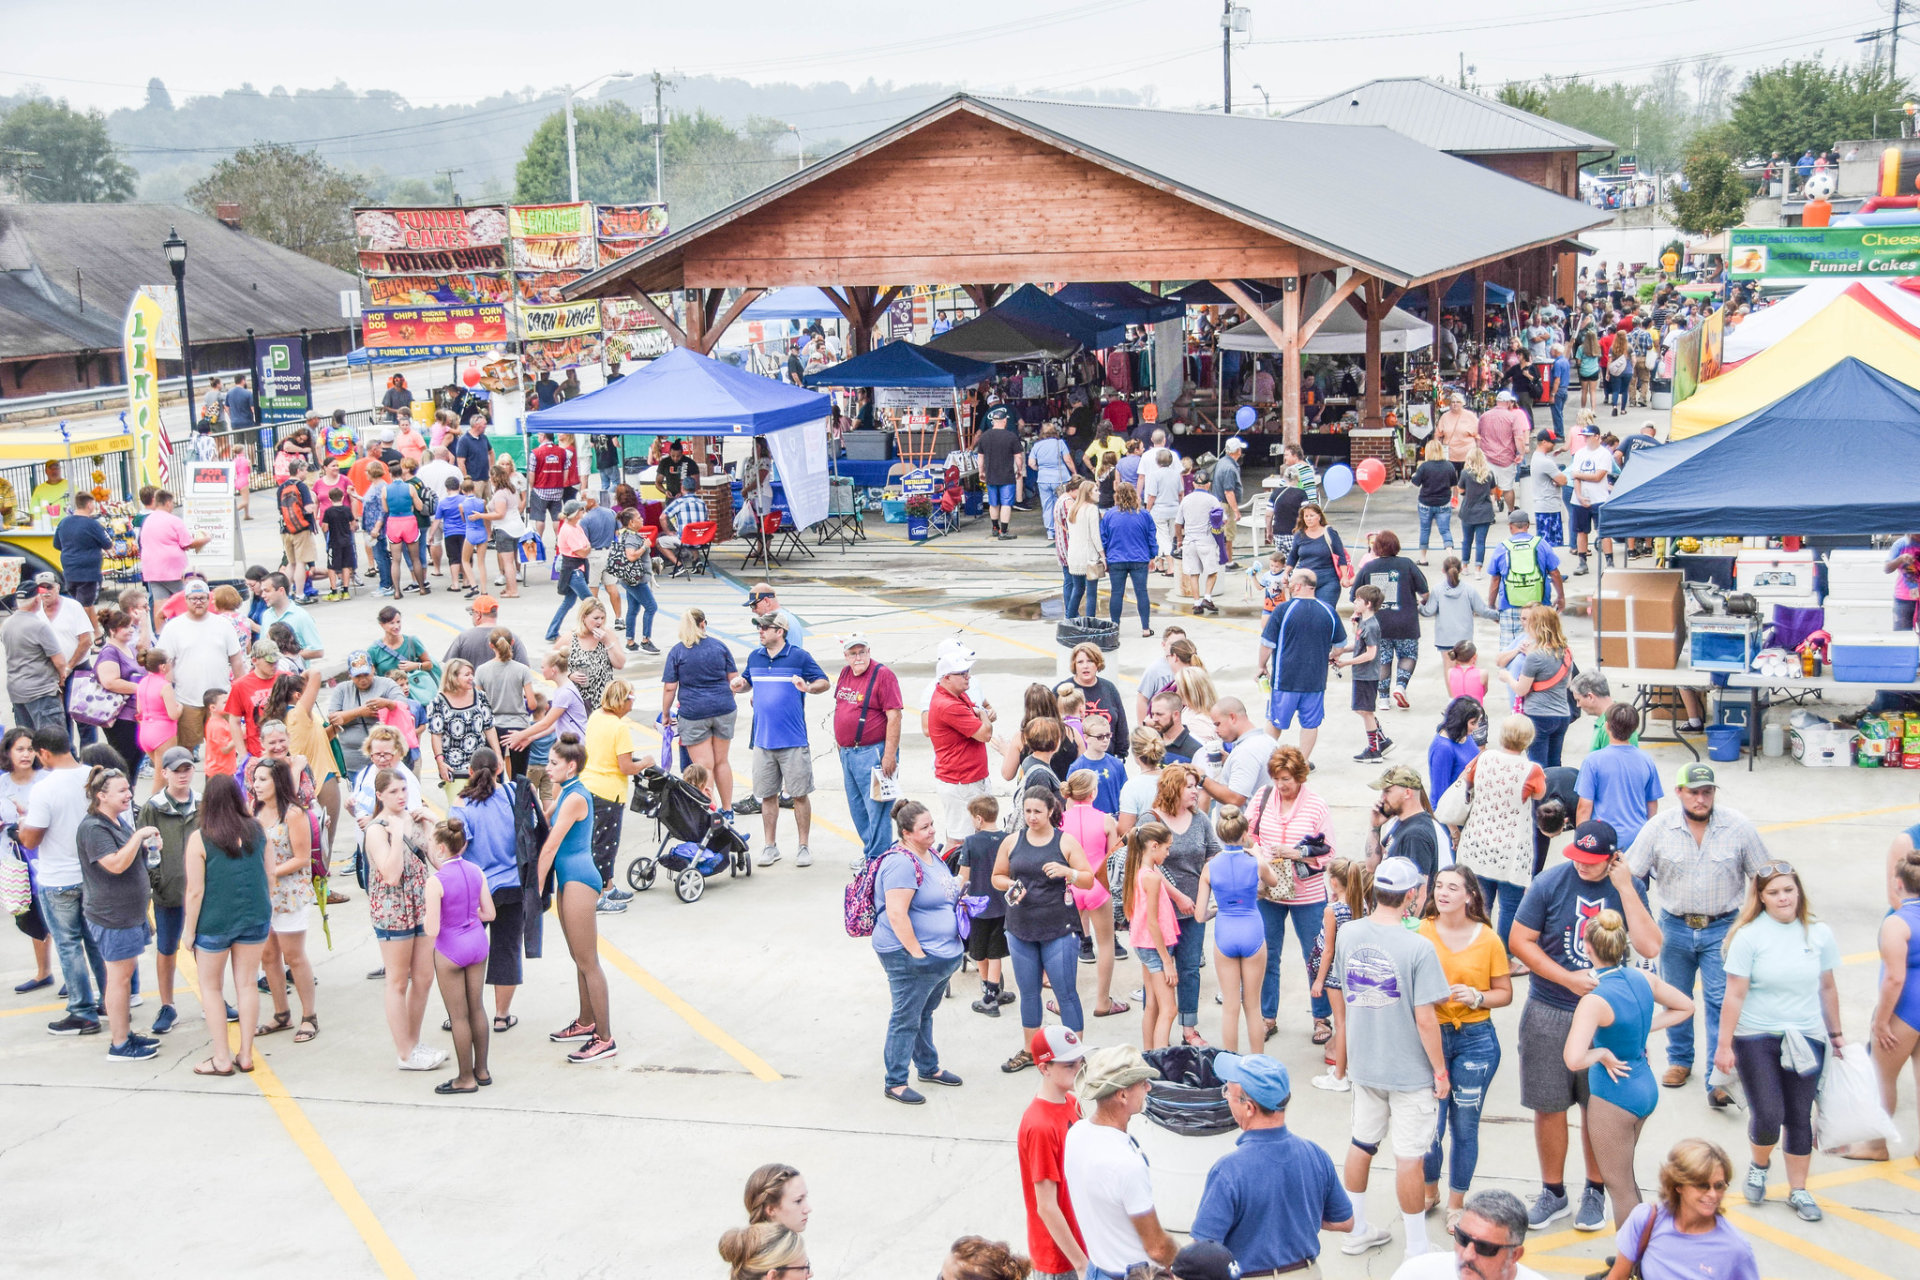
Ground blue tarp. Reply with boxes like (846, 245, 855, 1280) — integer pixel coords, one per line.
(990, 284, 1125, 349)
(1598, 358, 1920, 536)
(1165, 280, 1291, 307)
(1054, 282, 1184, 326)
(802, 341, 996, 389)
(1399, 278, 1518, 312)
(739, 287, 847, 321)
(525, 346, 829, 436)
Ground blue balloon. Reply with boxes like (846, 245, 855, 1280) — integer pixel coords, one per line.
(1321, 464, 1354, 502)
(1235, 404, 1257, 430)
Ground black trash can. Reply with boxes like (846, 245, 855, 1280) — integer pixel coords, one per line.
(1140, 1045, 1236, 1137)
(1056, 615, 1120, 652)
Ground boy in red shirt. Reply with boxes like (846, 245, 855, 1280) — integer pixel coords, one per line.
(1021, 1026, 1089, 1280)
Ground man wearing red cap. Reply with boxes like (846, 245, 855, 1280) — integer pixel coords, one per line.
(1020, 1026, 1089, 1280)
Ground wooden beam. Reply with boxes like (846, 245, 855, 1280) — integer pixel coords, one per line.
(1363, 278, 1386, 429)
(692, 287, 766, 355)
(819, 286, 858, 327)
(1216, 278, 1302, 446)
(701, 288, 725, 333)
(683, 289, 706, 350)
(1298, 273, 1364, 349)
(624, 288, 688, 348)
(1472, 266, 1487, 346)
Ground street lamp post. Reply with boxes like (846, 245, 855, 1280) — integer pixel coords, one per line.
(563, 71, 633, 203)
(162, 227, 195, 441)
(788, 124, 805, 174)
(1251, 83, 1271, 115)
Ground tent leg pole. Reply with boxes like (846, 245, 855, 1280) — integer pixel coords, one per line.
(1594, 536, 1604, 670)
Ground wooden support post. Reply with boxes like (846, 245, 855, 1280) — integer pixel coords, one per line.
(683, 288, 705, 352)
(1472, 266, 1487, 348)
(1216, 278, 1303, 445)
(1363, 284, 1385, 431)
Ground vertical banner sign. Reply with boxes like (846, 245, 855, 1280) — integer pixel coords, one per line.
(124, 291, 167, 488)
(254, 336, 311, 422)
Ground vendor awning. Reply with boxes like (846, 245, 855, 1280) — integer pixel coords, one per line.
(1166, 280, 1292, 307)
(739, 288, 848, 321)
(803, 342, 996, 389)
(989, 284, 1126, 349)
(1217, 278, 1432, 356)
(1397, 277, 1517, 312)
(1053, 282, 1185, 326)
(526, 345, 828, 436)
(926, 312, 1079, 363)
(0, 421, 135, 461)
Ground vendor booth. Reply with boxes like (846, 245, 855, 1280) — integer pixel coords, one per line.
(0, 420, 143, 593)
(926, 312, 1078, 364)
(803, 341, 996, 492)
(989, 283, 1126, 350)
(527, 347, 833, 570)
(1720, 279, 1920, 366)
(1052, 282, 1185, 326)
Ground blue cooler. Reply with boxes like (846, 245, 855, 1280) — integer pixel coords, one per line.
(1830, 634, 1920, 684)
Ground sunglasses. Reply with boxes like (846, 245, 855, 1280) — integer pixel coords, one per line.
(1755, 861, 1796, 879)
(1453, 1227, 1513, 1257)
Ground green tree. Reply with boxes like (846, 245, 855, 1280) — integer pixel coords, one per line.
(145, 78, 173, 112)
(0, 98, 135, 201)
(186, 142, 364, 270)
(1668, 147, 1750, 235)
(1496, 82, 1547, 116)
(514, 100, 653, 204)
(1729, 59, 1910, 160)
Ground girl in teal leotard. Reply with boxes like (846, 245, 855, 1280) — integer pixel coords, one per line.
(1195, 806, 1280, 1055)
(538, 734, 616, 1065)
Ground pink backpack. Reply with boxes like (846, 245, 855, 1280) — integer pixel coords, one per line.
(844, 848, 920, 938)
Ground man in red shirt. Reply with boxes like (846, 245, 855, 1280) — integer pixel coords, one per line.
(926, 651, 996, 854)
(1476, 389, 1532, 512)
(831, 633, 904, 869)
(1021, 1026, 1090, 1280)
(528, 432, 573, 543)
(223, 640, 284, 758)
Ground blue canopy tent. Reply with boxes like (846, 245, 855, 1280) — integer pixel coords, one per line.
(1398, 278, 1517, 312)
(802, 341, 996, 389)
(989, 284, 1126, 349)
(739, 287, 848, 322)
(1164, 280, 1291, 307)
(1054, 282, 1184, 326)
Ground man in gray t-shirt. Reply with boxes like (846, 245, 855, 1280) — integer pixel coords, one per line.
(1210, 439, 1246, 565)
(3, 600, 70, 731)
(1330, 856, 1449, 1257)
(325, 653, 406, 772)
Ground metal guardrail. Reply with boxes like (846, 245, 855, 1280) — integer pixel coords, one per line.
(0, 355, 359, 425)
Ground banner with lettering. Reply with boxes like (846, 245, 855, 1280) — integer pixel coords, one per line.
(601, 297, 660, 332)
(357, 246, 508, 274)
(1728, 226, 1920, 279)
(606, 329, 671, 361)
(595, 203, 668, 241)
(368, 273, 514, 306)
(522, 335, 602, 371)
(354, 206, 509, 251)
(508, 203, 593, 239)
(362, 303, 508, 349)
(123, 291, 167, 488)
(513, 237, 595, 272)
(519, 300, 602, 341)
(514, 271, 584, 304)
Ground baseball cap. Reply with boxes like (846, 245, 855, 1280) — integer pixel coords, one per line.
(1224, 436, 1246, 453)
(754, 612, 788, 632)
(346, 650, 375, 676)
(183, 580, 212, 597)
(839, 632, 872, 653)
(1030, 1025, 1088, 1067)
(1577, 424, 1599, 436)
(469, 594, 499, 615)
(1675, 761, 1718, 789)
(984, 404, 1012, 425)
(1076, 1045, 1159, 1102)
(561, 499, 584, 518)
(935, 651, 975, 678)
(1567, 819, 1619, 863)
(160, 746, 196, 771)
(250, 640, 282, 662)
(1213, 1052, 1291, 1109)
(1367, 764, 1425, 792)
(1507, 509, 1532, 528)
(1374, 856, 1426, 893)
(743, 584, 778, 607)
(32, 572, 58, 592)
(1495, 388, 1516, 401)
(1170, 1241, 1241, 1280)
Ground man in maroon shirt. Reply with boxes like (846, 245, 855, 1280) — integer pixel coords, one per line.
(831, 633, 903, 868)
(927, 652, 997, 854)
(527, 432, 572, 543)
(1476, 389, 1532, 512)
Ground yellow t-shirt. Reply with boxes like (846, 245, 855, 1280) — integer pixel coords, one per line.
(1418, 918, 1510, 1027)
(580, 709, 634, 802)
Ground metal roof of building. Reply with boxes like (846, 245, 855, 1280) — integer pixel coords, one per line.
(1284, 77, 1614, 155)
(569, 93, 1609, 297)
(0, 203, 357, 362)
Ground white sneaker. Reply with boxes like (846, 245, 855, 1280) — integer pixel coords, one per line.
(758, 845, 783, 867)
(399, 1045, 448, 1071)
(848, 855, 867, 873)
(1311, 1071, 1351, 1092)
(129, 993, 145, 1009)
(1341, 1225, 1392, 1256)
(795, 845, 812, 868)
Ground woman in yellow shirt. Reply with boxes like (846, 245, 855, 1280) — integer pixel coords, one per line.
(580, 679, 654, 912)
(1418, 865, 1514, 1232)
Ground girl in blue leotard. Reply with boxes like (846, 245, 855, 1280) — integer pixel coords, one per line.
(1196, 806, 1279, 1054)
(538, 733, 616, 1065)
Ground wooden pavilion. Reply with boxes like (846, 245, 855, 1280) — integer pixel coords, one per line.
(566, 94, 1609, 441)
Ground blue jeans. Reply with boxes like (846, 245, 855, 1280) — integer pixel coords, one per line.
(623, 581, 658, 643)
(1170, 915, 1207, 1027)
(1417, 502, 1455, 551)
(1481, 876, 1527, 946)
(1551, 393, 1568, 436)
(1108, 561, 1150, 629)
(1524, 712, 1572, 767)
(1039, 479, 1070, 531)
(1462, 521, 1491, 566)
(1424, 1019, 1503, 1192)
(1608, 371, 1631, 410)
(38, 885, 103, 1021)
(546, 563, 591, 641)
(1063, 569, 1099, 619)
(371, 535, 393, 592)
(1660, 910, 1731, 1088)
(838, 742, 894, 865)
(1010, 931, 1083, 1032)
(1257, 898, 1332, 1022)
(875, 947, 961, 1088)
(11, 693, 65, 734)
(598, 466, 620, 495)
(1313, 578, 1342, 612)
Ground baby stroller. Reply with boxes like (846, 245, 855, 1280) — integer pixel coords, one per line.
(624, 767, 751, 903)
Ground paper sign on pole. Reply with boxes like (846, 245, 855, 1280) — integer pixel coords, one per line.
(183, 459, 245, 577)
(765, 418, 831, 530)
(124, 290, 168, 488)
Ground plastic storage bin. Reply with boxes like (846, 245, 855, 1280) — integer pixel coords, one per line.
(1822, 601, 1892, 635)
(1830, 634, 1920, 684)
(1824, 549, 1891, 598)
(1790, 725, 1857, 767)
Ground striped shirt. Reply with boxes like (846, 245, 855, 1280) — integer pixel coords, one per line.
(1249, 784, 1334, 905)
(1624, 805, 1771, 917)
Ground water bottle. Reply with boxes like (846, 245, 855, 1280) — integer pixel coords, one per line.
(144, 835, 163, 868)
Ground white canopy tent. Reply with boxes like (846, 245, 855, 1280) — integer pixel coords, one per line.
(1216, 278, 1432, 355)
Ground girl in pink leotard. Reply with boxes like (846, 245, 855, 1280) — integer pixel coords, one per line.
(425, 819, 494, 1094)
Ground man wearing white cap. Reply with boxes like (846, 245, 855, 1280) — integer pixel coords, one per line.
(154, 580, 243, 751)
(927, 648, 997, 855)
(832, 633, 903, 869)
(1209, 438, 1246, 569)
(1477, 390, 1531, 511)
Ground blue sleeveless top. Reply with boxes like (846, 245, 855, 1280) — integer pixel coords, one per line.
(1590, 966, 1657, 1118)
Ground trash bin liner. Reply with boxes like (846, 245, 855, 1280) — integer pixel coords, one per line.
(1056, 616, 1121, 652)
(1141, 1045, 1237, 1137)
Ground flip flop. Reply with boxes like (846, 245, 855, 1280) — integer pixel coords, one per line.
(193, 1058, 235, 1077)
(1092, 1000, 1131, 1017)
(434, 1079, 480, 1095)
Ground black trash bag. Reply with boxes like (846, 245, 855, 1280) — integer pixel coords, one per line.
(1056, 615, 1121, 652)
(1140, 1045, 1237, 1137)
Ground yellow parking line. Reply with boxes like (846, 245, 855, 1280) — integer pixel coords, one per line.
(1801, 1155, 1920, 1189)
(1725, 1207, 1899, 1280)
(1811, 1191, 1920, 1249)
(594, 934, 782, 1082)
(1757, 803, 1920, 834)
(0, 1001, 62, 1019)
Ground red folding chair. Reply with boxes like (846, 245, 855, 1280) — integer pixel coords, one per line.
(739, 512, 784, 569)
(677, 521, 717, 577)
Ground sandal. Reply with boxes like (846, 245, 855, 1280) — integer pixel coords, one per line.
(1312, 1017, 1333, 1045)
(294, 1014, 319, 1043)
(256, 1011, 293, 1036)
(1093, 999, 1131, 1016)
(235, 1058, 255, 1073)
(493, 1014, 518, 1033)
(1265, 1018, 1280, 1038)
(193, 1058, 235, 1077)
(1001, 1049, 1035, 1074)
(434, 1079, 479, 1095)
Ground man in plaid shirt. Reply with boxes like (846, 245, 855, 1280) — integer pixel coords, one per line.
(658, 489, 708, 573)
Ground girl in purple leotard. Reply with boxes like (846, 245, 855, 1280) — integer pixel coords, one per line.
(426, 819, 495, 1094)
(1196, 806, 1280, 1055)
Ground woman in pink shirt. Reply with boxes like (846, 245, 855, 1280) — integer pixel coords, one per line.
(138, 491, 205, 601)
(1247, 745, 1336, 1044)
(544, 500, 595, 644)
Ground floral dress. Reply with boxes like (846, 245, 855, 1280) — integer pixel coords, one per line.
(366, 816, 428, 934)
(265, 818, 317, 915)
(427, 691, 495, 776)
(567, 637, 614, 709)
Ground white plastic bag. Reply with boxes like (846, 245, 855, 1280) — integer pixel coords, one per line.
(1815, 1043, 1900, 1152)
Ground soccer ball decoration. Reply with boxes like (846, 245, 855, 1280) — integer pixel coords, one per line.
(1804, 171, 1836, 200)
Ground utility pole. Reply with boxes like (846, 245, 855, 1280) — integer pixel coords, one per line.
(1460, 52, 1467, 89)
(1896, 0, 1906, 85)
(651, 70, 674, 206)
(436, 166, 464, 206)
(1222, 0, 1232, 113)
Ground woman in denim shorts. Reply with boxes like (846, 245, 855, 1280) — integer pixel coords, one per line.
(366, 767, 446, 1073)
(182, 775, 273, 1076)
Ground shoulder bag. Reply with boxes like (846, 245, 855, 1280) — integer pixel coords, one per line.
(1248, 785, 1296, 900)
(67, 663, 129, 727)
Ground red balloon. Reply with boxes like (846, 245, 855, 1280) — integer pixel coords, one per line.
(1355, 458, 1386, 494)
(461, 366, 482, 387)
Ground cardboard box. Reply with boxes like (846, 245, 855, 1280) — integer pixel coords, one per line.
(1598, 570, 1687, 670)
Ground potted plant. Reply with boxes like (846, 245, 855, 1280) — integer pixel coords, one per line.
(904, 494, 933, 541)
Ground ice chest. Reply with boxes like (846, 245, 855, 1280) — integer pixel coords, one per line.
(1824, 548, 1891, 598)
(1736, 550, 1817, 602)
(1830, 633, 1919, 684)
(1821, 600, 1891, 635)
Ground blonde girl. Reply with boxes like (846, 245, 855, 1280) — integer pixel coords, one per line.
(1310, 856, 1374, 1091)
(1122, 821, 1179, 1050)
(1194, 805, 1279, 1054)
(1061, 770, 1126, 1018)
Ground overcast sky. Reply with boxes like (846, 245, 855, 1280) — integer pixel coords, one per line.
(3, 0, 1895, 116)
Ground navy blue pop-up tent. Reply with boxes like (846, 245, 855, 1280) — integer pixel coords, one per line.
(527, 345, 829, 436)
(802, 341, 996, 388)
(1598, 358, 1920, 537)
(1399, 278, 1518, 312)
(1054, 282, 1185, 326)
(990, 284, 1126, 349)
(1164, 280, 1291, 307)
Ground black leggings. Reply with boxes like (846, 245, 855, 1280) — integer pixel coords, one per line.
(589, 794, 624, 884)
(1733, 1033, 1825, 1156)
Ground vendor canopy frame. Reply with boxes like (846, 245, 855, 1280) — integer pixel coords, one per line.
(1599, 358, 1920, 537)
(802, 341, 996, 389)
(1218, 276, 1432, 356)
(525, 345, 828, 436)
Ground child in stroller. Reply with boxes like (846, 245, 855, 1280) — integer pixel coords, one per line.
(625, 764, 751, 902)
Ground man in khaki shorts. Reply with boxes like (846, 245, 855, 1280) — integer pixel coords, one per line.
(733, 613, 828, 870)
(277, 459, 320, 597)
(1330, 856, 1450, 1266)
